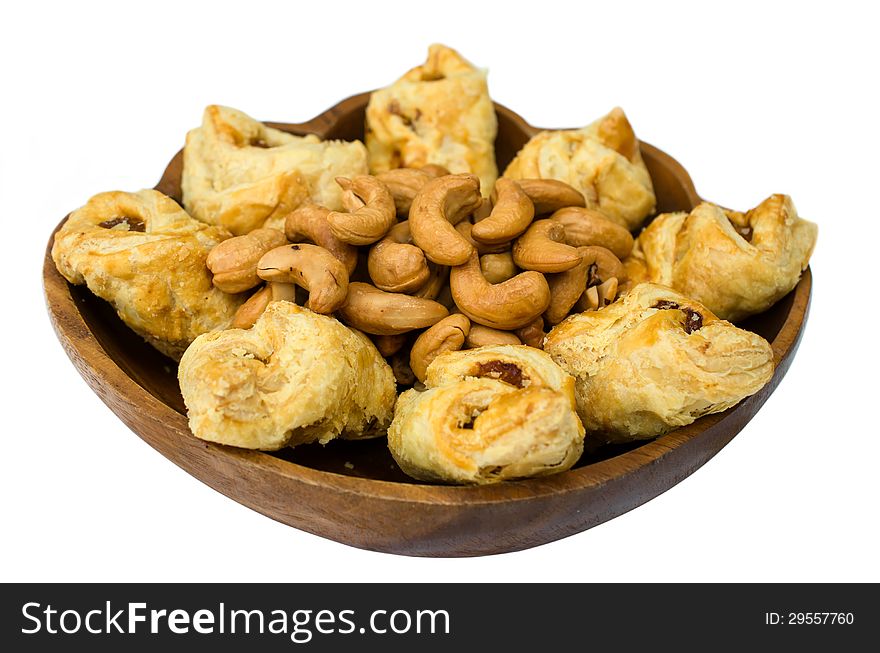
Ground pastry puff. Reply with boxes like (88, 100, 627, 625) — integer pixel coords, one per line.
(366, 44, 498, 194)
(388, 345, 585, 484)
(503, 108, 656, 230)
(182, 105, 368, 235)
(544, 283, 774, 442)
(51, 189, 244, 360)
(178, 302, 397, 450)
(623, 194, 817, 322)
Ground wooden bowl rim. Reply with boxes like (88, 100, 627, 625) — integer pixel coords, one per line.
(43, 92, 809, 508)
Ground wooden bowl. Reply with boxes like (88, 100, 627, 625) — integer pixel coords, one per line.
(43, 92, 811, 557)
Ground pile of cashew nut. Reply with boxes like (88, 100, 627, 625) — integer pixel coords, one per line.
(205, 166, 633, 386)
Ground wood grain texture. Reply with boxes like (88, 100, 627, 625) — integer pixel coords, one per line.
(43, 93, 811, 556)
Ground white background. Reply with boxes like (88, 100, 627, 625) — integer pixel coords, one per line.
(2, 0, 878, 582)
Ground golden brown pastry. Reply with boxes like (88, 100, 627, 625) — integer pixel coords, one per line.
(179, 302, 397, 450)
(366, 44, 498, 194)
(544, 283, 774, 443)
(622, 194, 817, 322)
(182, 105, 368, 235)
(52, 189, 244, 360)
(503, 108, 656, 231)
(388, 345, 585, 484)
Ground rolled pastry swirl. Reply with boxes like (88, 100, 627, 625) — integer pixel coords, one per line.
(51, 189, 244, 360)
(179, 302, 397, 450)
(544, 283, 775, 442)
(366, 44, 498, 194)
(388, 345, 585, 484)
(182, 105, 368, 235)
(622, 194, 817, 322)
(503, 107, 656, 231)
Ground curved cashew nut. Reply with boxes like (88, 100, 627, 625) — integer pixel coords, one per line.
(550, 206, 634, 259)
(338, 282, 449, 335)
(515, 179, 586, 215)
(371, 333, 408, 358)
(206, 228, 288, 293)
(375, 168, 432, 217)
(409, 174, 483, 265)
(231, 282, 297, 329)
(410, 314, 471, 382)
(465, 324, 522, 348)
(257, 244, 349, 314)
(284, 203, 358, 274)
(471, 178, 534, 244)
(327, 176, 396, 245)
(455, 220, 510, 255)
(512, 219, 582, 273)
(480, 252, 518, 284)
(420, 163, 450, 178)
(450, 251, 551, 330)
(544, 247, 592, 325)
(515, 317, 546, 349)
(367, 221, 431, 293)
(471, 197, 493, 222)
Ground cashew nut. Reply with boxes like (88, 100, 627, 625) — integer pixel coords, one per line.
(367, 221, 431, 293)
(375, 168, 432, 217)
(577, 277, 619, 312)
(512, 219, 582, 273)
(471, 197, 493, 222)
(544, 247, 592, 325)
(338, 282, 449, 335)
(455, 220, 510, 255)
(257, 243, 349, 314)
(409, 174, 482, 266)
(465, 324, 522, 348)
(371, 333, 408, 358)
(409, 314, 471, 382)
(412, 263, 449, 300)
(230, 282, 296, 329)
(515, 179, 586, 215)
(420, 163, 450, 178)
(206, 228, 288, 293)
(284, 203, 358, 274)
(327, 176, 396, 245)
(581, 245, 625, 284)
(480, 252, 518, 284)
(550, 206, 634, 259)
(450, 251, 551, 330)
(515, 317, 546, 349)
(471, 179, 534, 244)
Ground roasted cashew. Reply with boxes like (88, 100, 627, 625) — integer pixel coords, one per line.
(206, 228, 288, 293)
(412, 263, 449, 300)
(471, 178, 534, 244)
(375, 168, 432, 217)
(544, 247, 592, 325)
(515, 179, 586, 215)
(581, 245, 625, 284)
(257, 243, 349, 314)
(367, 221, 431, 293)
(471, 197, 493, 222)
(410, 314, 471, 382)
(284, 203, 358, 274)
(231, 282, 296, 329)
(515, 317, 546, 349)
(420, 163, 450, 178)
(327, 176, 396, 246)
(409, 174, 483, 265)
(550, 206, 634, 259)
(480, 252, 518, 284)
(455, 220, 510, 255)
(450, 251, 551, 330)
(371, 333, 408, 358)
(512, 219, 582, 273)
(338, 282, 449, 335)
(577, 277, 619, 312)
(465, 324, 522, 348)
